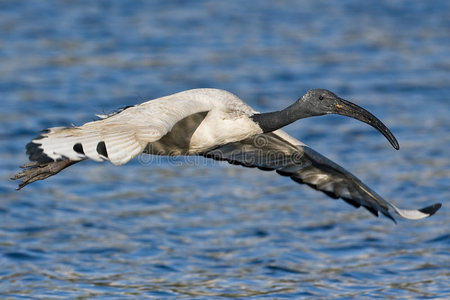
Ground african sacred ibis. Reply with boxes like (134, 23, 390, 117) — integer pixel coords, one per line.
(12, 88, 441, 222)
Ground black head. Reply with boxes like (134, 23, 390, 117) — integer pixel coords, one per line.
(298, 89, 349, 116)
(297, 89, 399, 150)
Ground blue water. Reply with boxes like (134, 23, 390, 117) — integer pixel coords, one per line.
(1, 0, 449, 298)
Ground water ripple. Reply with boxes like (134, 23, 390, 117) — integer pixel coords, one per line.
(1, 0, 449, 298)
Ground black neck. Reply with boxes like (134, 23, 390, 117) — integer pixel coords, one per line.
(251, 103, 308, 133)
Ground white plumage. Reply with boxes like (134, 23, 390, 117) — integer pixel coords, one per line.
(13, 88, 441, 223)
(33, 89, 260, 165)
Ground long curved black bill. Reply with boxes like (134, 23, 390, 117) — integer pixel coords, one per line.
(332, 98, 400, 150)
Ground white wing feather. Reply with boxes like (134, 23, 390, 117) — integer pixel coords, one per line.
(27, 89, 248, 166)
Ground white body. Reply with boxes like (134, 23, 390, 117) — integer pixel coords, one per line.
(36, 89, 263, 165)
(20, 88, 439, 222)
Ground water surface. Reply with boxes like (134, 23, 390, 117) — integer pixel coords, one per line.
(0, 1, 449, 298)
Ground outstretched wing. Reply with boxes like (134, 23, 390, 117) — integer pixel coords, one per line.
(203, 130, 441, 222)
(13, 90, 219, 189)
(23, 90, 223, 166)
(13, 88, 258, 189)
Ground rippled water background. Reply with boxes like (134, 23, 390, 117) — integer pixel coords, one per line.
(1, 0, 449, 298)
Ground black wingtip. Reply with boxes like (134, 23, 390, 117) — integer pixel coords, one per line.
(418, 203, 442, 217)
(386, 212, 397, 224)
(26, 139, 53, 164)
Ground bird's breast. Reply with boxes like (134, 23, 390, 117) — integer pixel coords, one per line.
(144, 109, 262, 156)
(188, 112, 263, 153)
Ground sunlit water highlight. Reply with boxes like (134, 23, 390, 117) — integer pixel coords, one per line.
(0, 1, 449, 298)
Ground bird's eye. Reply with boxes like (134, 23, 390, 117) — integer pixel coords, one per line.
(319, 95, 324, 100)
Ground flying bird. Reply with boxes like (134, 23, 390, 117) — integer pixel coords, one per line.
(12, 88, 441, 222)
